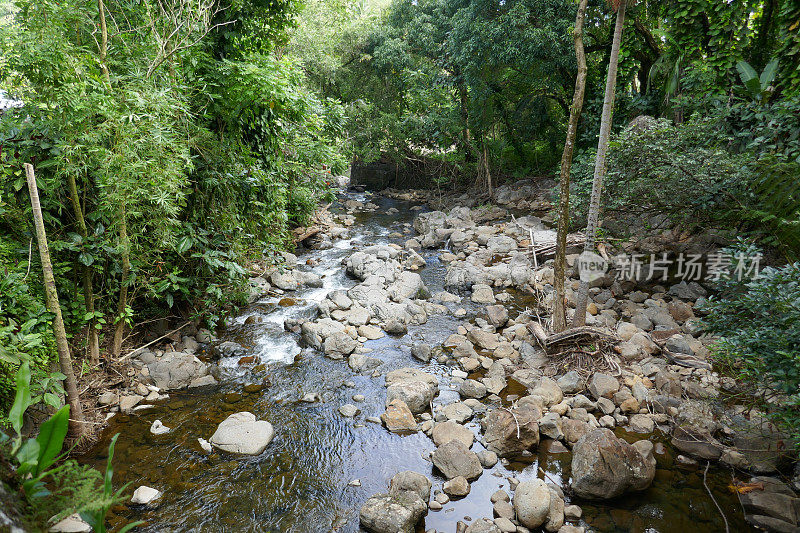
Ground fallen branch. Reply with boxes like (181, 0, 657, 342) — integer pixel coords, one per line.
(527, 322, 616, 353)
(705, 461, 730, 533)
(119, 321, 192, 362)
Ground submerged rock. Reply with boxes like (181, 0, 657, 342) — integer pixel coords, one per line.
(482, 397, 541, 457)
(360, 471, 430, 533)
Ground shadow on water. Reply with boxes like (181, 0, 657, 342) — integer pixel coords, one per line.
(82, 191, 753, 533)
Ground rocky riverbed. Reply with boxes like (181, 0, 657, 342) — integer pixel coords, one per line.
(75, 184, 798, 533)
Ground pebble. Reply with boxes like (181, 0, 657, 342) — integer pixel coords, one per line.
(149, 420, 170, 435)
(339, 404, 359, 417)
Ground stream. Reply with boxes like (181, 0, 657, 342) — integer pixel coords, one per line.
(83, 190, 752, 533)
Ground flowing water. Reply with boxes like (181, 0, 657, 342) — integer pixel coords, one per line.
(83, 191, 752, 533)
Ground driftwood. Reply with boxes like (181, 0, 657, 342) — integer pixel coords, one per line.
(292, 203, 332, 243)
(527, 322, 616, 353)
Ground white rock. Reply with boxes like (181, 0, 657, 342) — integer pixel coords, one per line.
(198, 438, 212, 453)
(150, 420, 170, 435)
(131, 485, 162, 505)
(49, 514, 90, 532)
(209, 412, 274, 455)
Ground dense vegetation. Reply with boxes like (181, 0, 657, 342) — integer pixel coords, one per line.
(0, 0, 799, 525)
(0, 0, 348, 409)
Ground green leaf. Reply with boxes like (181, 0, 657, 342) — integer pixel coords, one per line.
(34, 405, 69, 476)
(78, 252, 95, 266)
(176, 236, 193, 253)
(9, 363, 32, 437)
(760, 58, 779, 90)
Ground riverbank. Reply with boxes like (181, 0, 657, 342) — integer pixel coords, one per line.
(69, 185, 798, 533)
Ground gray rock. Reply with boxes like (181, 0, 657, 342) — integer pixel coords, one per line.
(389, 471, 432, 503)
(209, 412, 274, 455)
(323, 332, 358, 358)
(530, 377, 563, 407)
(571, 429, 655, 500)
(388, 380, 437, 414)
(460, 379, 487, 399)
(411, 343, 432, 363)
(388, 271, 428, 302)
(557, 371, 584, 394)
(628, 414, 655, 434)
(513, 479, 551, 529)
(465, 518, 501, 533)
(587, 373, 620, 400)
(147, 352, 209, 390)
(431, 440, 483, 480)
(471, 284, 496, 304)
(359, 492, 427, 533)
(668, 281, 707, 301)
(477, 449, 498, 468)
(443, 402, 473, 424)
(672, 425, 723, 460)
(339, 404, 359, 418)
(483, 397, 541, 457)
(432, 421, 474, 448)
(443, 476, 471, 497)
(485, 305, 509, 328)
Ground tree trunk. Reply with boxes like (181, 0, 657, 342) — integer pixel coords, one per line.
(553, 0, 589, 333)
(98, 0, 111, 85)
(113, 204, 130, 357)
(66, 174, 100, 365)
(24, 164, 86, 439)
(573, 0, 627, 327)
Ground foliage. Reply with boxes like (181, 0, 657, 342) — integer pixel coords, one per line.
(702, 243, 800, 441)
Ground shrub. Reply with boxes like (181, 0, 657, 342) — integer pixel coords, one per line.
(702, 243, 800, 441)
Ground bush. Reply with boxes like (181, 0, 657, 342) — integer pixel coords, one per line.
(702, 243, 800, 441)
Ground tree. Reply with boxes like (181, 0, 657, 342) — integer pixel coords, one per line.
(573, 0, 627, 327)
(553, 0, 589, 332)
(25, 164, 86, 438)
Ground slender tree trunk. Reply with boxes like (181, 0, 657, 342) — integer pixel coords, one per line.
(573, 0, 627, 327)
(553, 0, 589, 333)
(98, 0, 111, 85)
(113, 204, 130, 357)
(483, 144, 493, 199)
(66, 174, 100, 365)
(24, 164, 86, 438)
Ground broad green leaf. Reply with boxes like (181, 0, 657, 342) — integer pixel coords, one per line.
(34, 405, 69, 476)
(9, 362, 32, 436)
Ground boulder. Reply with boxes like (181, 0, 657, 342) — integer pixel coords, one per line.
(431, 440, 483, 480)
(323, 332, 358, 358)
(443, 476, 471, 497)
(432, 421, 475, 448)
(513, 479, 551, 529)
(485, 305, 509, 328)
(147, 352, 209, 390)
(483, 397, 541, 456)
(587, 373, 620, 400)
(570, 429, 655, 499)
(385, 369, 438, 413)
(556, 371, 583, 394)
(411, 343, 432, 362)
(131, 486, 162, 505)
(359, 493, 427, 533)
(382, 399, 418, 433)
(388, 271, 428, 302)
(672, 425, 723, 460)
(389, 470, 432, 503)
(460, 379, 488, 399)
(530, 377, 563, 407)
(209, 412, 274, 455)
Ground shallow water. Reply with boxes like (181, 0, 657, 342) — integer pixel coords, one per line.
(82, 192, 752, 533)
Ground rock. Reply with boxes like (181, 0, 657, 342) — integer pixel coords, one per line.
(587, 373, 619, 399)
(388, 380, 437, 414)
(671, 425, 722, 460)
(564, 504, 582, 520)
(478, 450, 498, 468)
(382, 399, 418, 433)
(668, 281, 707, 301)
(443, 476, 471, 497)
(513, 479, 551, 529)
(389, 470, 432, 503)
(494, 517, 516, 533)
(411, 343, 432, 362)
(431, 440, 483, 480)
(570, 429, 655, 500)
(188, 375, 218, 388)
(359, 492, 427, 533)
(665, 334, 694, 355)
(485, 305, 509, 328)
(432, 421, 474, 448)
(119, 394, 144, 413)
(49, 514, 91, 532)
(339, 404, 359, 418)
(530, 377, 563, 407)
(745, 515, 800, 533)
(741, 489, 799, 525)
(324, 331, 359, 358)
(131, 486, 161, 505)
(147, 352, 209, 390)
(487, 235, 517, 254)
(359, 324, 384, 340)
(209, 412, 275, 455)
(467, 329, 500, 351)
(197, 438, 212, 453)
(545, 487, 565, 532)
(443, 402, 473, 424)
(388, 271, 428, 302)
(557, 371, 584, 394)
(98, 391, 117, 406)
(465, 518, 501, 533)
(483, 397, 541, 456)
(471, 284, 496, 304)
(628, 414, 655, 434)
(460, 379, 487, 399)
(731, 417, 794, 474)
(149, 420, 170, 435)
(384, 318, 408, 335)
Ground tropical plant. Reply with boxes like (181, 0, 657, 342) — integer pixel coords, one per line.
(736, 58, 780, 104)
